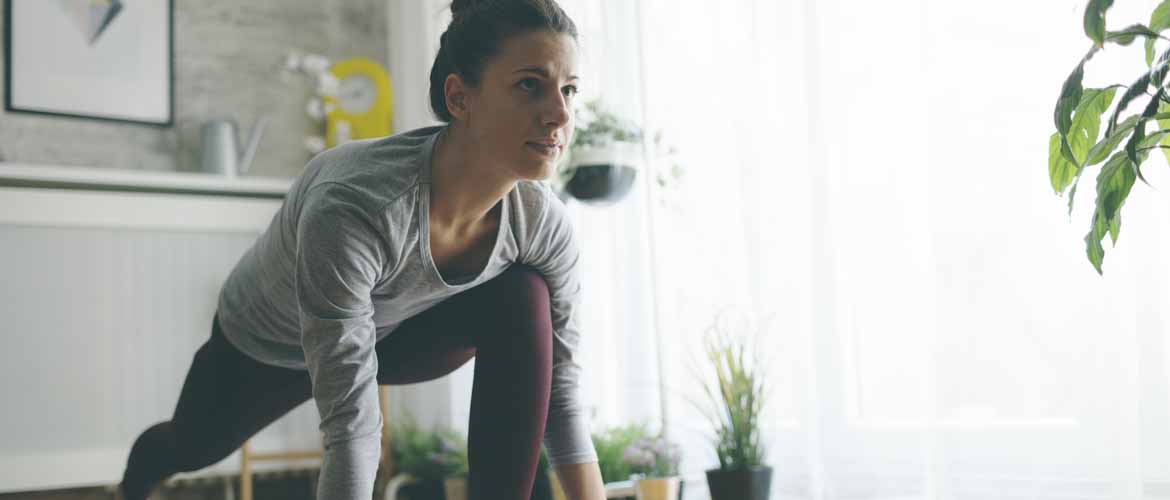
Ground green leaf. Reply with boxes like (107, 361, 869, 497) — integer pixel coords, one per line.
(1125, 88, 1166, 186)
(1069, 87, 1117, 164)
(1152, 46, 1170, 87)
(1096, 150, 1137, 228)
(1106, 72, 1152, 139)
(1109, 210, 1122, 245)
(1085, 0, 1116, 47)
(1050, 133, 1078, 195)
(1086, 114, 1140, 166)
(1108, 23, 1158, 45)
(1085, 212, 1107, 275)
(1148, 1, 1170, 65)
(1056, 48, 1099, 165)
(1158, 101, 1170, 166)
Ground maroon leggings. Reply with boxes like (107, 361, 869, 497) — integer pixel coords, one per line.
(120, 264, 554, 500)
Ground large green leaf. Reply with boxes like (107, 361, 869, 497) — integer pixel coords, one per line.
(1146, 0, 1170, 66)
(1086, 114, 1141, 166)
(1086, 0, 1116, 47)
(1050, 133, 1078, 195)
(1106, 72, 1152, 139)
(1069, 87, 1117, 163)
(1124, 89, 1162, 185)
(1109, 23, 1158, 45)
(1052, 87, 1117, 195)
(1157, 100, 1170, 167)
(1096, 150, 1138, 231)
(1152, 46, 1170, 87)
(1085, 212, 1107, 274)
(1056, 48, 1100, 165)
(1110, 210, 1122, 245)
(1081, 148, 1140, 276)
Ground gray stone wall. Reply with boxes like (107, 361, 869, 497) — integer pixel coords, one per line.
(0, 0, 387, 178)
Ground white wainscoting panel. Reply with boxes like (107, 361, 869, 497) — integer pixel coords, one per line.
(0, 187, 325, 493)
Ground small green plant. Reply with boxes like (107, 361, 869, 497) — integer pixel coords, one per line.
(1050, 0, 1170, 274)
(592, 422, 652, 483)
(390, 415, 469, 481)
(690, 314, 770, 471)
(571, 99, 645, 149)
(622, 435, 682, 479)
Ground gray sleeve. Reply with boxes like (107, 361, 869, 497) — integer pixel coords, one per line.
(294, 184, 389, 500)
(525, 191, 599, 466)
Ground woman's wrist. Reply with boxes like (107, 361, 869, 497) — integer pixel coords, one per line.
(553, 461, 607, 500)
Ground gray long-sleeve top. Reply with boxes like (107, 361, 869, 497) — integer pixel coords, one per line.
(215, 125, 597, 499)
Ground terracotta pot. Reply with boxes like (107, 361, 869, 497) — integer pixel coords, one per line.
(634, 476, 680, 500)
(705, 466, 772, 500)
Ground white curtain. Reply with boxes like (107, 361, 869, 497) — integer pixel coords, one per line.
(391, 1, 1170, 497)
(563, 0, 1170, 498)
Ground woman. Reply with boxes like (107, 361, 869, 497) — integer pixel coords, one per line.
(118, 1, 606, 499)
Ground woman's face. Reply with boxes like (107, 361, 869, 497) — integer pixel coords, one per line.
(450, 30, 580, 181)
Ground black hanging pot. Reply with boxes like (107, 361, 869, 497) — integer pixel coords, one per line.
(560, 143, 640, 206)
(705, 466, 772, 500)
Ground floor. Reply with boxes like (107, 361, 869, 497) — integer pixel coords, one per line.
(0, 468, 319, 500)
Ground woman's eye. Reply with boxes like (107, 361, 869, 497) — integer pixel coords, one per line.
(519, 79, 539, 92)
(563, 85, 579, 98)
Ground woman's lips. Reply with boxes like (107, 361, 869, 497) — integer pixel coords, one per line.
(527, 142, 561, 156)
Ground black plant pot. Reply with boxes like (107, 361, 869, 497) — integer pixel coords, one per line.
(564, 163, 638, 206)
(398, 479, 445, 500)
(705, 466, 772, 500)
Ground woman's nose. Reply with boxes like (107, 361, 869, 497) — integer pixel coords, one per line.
(542, 92, 571, 127)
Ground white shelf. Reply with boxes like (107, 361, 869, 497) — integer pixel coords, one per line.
(0, 162, 293, 198)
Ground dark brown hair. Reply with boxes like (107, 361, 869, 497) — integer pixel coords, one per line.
(428, 0, 579, 123)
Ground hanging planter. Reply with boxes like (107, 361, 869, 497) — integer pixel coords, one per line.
(554, 99, 681, 207)
(561, 140, 641, 206)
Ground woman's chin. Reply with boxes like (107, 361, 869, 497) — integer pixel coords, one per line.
(518, 158, 557, 181)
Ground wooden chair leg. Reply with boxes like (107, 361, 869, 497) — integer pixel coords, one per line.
(241, 440, 253, 500)
(379, 386, 395, 481)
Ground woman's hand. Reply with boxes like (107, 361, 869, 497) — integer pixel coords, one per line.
(554, 461, 607, 500)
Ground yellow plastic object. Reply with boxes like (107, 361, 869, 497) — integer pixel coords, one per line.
(325, 57, 394, 148)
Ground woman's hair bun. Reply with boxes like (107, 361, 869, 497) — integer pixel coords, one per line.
(450, 0, 479, 18)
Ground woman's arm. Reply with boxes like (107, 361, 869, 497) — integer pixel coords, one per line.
(555, 462, 607, 500)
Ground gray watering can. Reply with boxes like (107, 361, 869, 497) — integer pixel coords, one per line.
(199, 112, 272, 177)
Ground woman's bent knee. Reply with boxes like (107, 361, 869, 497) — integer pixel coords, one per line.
(487, 264, 550, 309)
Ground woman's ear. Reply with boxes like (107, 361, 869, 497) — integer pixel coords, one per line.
(444, 74, 469, 120)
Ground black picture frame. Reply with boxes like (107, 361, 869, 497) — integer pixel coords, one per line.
(2, 0, 174, 127)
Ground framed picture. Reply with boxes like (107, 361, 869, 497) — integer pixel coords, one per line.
(3, 0, 173, 126)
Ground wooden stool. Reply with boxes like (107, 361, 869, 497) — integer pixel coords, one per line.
(239, 386, 396, 500)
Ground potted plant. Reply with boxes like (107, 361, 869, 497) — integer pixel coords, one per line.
(623, 435, 683, 500)
(693, 314, 772, 500)
(593, 422, 651, 487)
(387, 416, 468, 500)
(1049, 0, 1170, 274)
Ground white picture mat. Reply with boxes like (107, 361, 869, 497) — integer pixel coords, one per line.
(9, 0, 170, 123)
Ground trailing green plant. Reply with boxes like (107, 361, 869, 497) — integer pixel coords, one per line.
(556, 99, 683, 192)
(390, 414, 468, 481)
(1050, 0, 1170, 274)
(572, 99, 645, 149)
(690, 314, 770, 471)
(592, 422, 652, 483)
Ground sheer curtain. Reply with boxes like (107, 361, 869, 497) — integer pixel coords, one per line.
(392, 1, 1170, 497)
(590, 0, 1170, 498)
